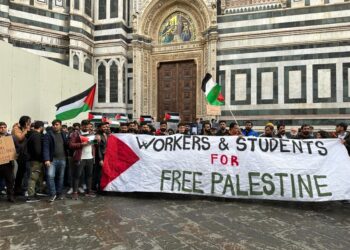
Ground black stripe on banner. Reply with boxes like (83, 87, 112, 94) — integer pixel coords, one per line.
(56, 84, 95, 109)
(201, 73, 212, 92)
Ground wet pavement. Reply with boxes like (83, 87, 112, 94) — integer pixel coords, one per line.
(0, 193, 349, 250)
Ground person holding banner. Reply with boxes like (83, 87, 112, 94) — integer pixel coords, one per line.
(241, 121, 259, 137)
(336, 122, 350, 156)
(228, 122, 242, 136)
(201, 121, 213, 136)
(156, 121, 169, 136)
(0, 122, 17, 202)
(216, 120, 230, 136)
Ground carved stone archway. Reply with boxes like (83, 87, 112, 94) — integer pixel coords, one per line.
(132, 0, 218, 120)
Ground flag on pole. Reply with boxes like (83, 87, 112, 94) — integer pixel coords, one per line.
(165, 112, 180, 123)
(140, 115, 153, 124)
(201, 73, 224, 106)
(55, 84, 96, 121)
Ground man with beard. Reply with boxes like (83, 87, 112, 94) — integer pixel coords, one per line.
(128, 121, 138, 134)
(296, 124, 313, 139)
(156, 121, 168, 135)
(216, 120, 230, 136)
(139, 123, 151, 135)
(120, 123, 129, 133)
(259, 124, 276, 138)
(201, 121, 213, 136)
(242, 121, 259, 137)
(177, 123, 186, 134)
(276, 123, 288, 139)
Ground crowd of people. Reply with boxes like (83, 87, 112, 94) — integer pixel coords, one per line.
(0, 116, 349, 203)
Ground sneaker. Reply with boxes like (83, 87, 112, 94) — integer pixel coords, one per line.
(26, 197, 40, 203)
(24, 191, 29, 197)
(0, 190, 6, 195)
(36, 192, 48, 197)
(48, 195, 57, 202)
(56, 195, 64, 200)
(85, 192, 96, 198)
(72, 192, 78, 200)
(78, 187, 85, 194)
(66, 188, 73, 195)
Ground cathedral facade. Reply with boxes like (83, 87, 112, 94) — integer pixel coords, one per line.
(0, 0, 350, 127)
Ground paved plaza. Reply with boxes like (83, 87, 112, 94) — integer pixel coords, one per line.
(0, 193, 349, 250)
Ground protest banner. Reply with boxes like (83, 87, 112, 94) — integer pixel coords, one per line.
(0, 136, 16, 165)
(101, 134, 350, 202)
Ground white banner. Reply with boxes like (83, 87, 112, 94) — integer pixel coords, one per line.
(101, 134, 350, 202)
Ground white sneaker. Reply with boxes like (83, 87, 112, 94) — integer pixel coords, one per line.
(66, 188, 73, 195)
(78, 187, 85, 194)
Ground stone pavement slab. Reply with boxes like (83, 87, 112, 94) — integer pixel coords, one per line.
(0, 194, 349, 250)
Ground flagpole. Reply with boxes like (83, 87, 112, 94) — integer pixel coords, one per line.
(229, 109, 239, 127)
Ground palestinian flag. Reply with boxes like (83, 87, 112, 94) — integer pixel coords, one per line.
(165, 112, 180, 123)
(140, 115, 153, 124)
(116, 114, 128, 123)
(201, 73, 224, 106)
(88, 112, 103, 121)
(55, 84, 96, 121)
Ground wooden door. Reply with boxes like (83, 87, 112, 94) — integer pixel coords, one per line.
(158, 61, 196, 122)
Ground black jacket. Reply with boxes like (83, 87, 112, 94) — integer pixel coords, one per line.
(27, 130, 43, 162)
(42, 131, 68, 162)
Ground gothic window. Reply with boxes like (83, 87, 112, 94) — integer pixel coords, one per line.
(74, 0, 79, 10)
(73, 55, 79, 70)
(98, 64, 106, 103)
(84, 58, 92, 74)
(110, 62, 118, 103)
(85, 0, 91, 17)
(99, 0, 106, 20)
(159, 12, 196, 44)
(110, 0, 118, 18)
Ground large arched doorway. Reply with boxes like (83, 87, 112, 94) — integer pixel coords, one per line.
(132, 0, 218, 121)
(157, 60, 197, 122)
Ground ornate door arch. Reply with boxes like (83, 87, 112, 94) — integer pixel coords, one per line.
(132, 0, 218, 120)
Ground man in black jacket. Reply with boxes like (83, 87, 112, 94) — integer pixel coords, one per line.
(93, 122, 108, 191)
(43, 120, 68, 202)
(26, 121, 45, 202)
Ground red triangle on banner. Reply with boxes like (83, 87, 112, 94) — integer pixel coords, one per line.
(100, 136, 140, 190)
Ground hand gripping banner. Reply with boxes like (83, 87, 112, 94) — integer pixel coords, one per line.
(101, 134, 350, 202)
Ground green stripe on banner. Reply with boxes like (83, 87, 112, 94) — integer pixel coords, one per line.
(56, 104, 90, 121)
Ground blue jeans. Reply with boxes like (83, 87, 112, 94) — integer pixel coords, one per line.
(46, 159, 66, 196)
